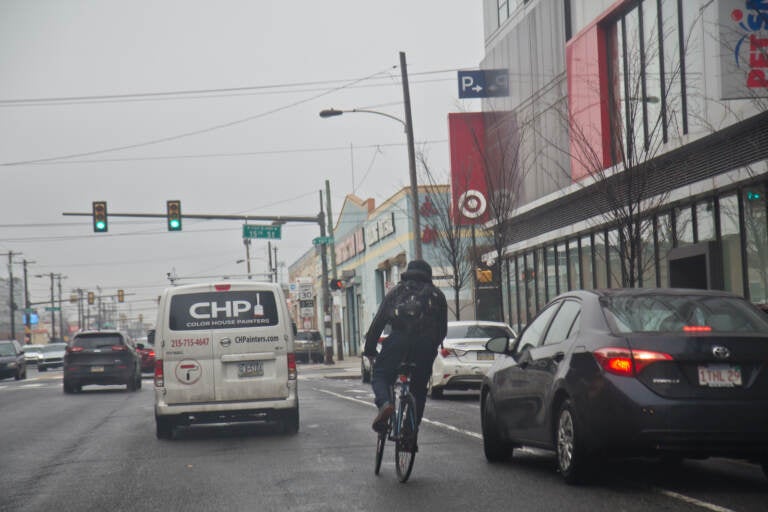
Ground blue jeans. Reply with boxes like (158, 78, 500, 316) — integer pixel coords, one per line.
(371, 330, 437, 424)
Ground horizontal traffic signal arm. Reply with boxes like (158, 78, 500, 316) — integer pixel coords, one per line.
(63, 211, 323, 223)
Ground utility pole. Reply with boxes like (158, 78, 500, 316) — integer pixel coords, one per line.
(5, 251, 20, 341)
(318, 190, 336, 364)
(57, 275, 66, 340)
(272, 244, 278, 284)
(23, 260, 34, 344)
(47, 273, 55, 340)
(400, 51, 422, 260)
(325, 179, 343, 358)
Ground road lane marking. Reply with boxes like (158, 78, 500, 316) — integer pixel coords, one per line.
(653, 489, 738, 512)
(318, 387, 740, 512)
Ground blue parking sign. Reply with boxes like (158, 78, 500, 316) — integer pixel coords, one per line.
(458, 69, 509, 99)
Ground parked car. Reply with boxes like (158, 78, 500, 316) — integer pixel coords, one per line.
(63, 330, 141, 393)
(429, 320, 516, 398)
(294, 329, 324, 363)
(360, 324, 391, 383)
(23, 344, 44, 365)
(136, 329, 156, 373)
(0, 340, 26, 380)
(480, 288, 768, 484)
(37, 343, 67, 372)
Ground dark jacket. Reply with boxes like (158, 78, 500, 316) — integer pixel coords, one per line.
(363, 273, 448, 357)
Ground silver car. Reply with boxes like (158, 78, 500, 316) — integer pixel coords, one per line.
(37, 343, 67, 372)
(23, 344, 44, 365)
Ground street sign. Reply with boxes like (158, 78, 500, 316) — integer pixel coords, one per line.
(458, 69, 509, 98)
(298, 283, 313, 300)
(44, 306, 61, 312)
(312, 236, 334, 246)
(23, 308, 36, 314)
(243, 224, 282, 239)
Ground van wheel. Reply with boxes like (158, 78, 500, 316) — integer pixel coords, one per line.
(156, 416, 175, 440)
(284, 405, 300, 435)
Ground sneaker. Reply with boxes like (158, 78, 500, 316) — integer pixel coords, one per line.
(372, 403, 395, 432)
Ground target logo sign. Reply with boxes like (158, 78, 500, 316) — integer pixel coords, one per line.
(458, 190, 487, 219)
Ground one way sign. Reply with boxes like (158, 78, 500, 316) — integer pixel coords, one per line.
(457, 69, 509, 99)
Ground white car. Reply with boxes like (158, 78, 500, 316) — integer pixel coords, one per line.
(429, 320, 516, 398)
(23, 344, 44, 365)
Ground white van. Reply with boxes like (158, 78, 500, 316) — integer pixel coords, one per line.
(153, 281, 298, 438)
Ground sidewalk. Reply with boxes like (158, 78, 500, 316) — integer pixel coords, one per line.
(296, 355, 361, 380)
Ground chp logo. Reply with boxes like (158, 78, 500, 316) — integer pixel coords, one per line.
(175, 359, 202, 385)
(457, 189, 488, 219)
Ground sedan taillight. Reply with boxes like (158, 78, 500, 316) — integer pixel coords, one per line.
(440, 347, 468, 358)
(154, 359, 164, 387)
(111, 345, 127, 351)
(66, 346, 84, 354)
(593, 347, 673, 376)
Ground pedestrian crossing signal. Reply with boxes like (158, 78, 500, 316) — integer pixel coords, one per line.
(329, 279, 344, 291)
(117, 289, 124, 303)
(87, 291, 95, 305)
(92, 201, 108, 233)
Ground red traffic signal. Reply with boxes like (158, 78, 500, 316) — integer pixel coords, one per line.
(329, 279, 344, 291)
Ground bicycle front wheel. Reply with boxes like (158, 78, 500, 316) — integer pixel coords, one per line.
(395, 393, 418, 482)
(374, 428, 386, 475)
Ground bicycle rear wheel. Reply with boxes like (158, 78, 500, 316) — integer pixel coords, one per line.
(374, 428, 386, 475)
(395, 393, 418, 482)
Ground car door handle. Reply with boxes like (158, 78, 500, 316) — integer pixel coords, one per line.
(553, 352, 565, 362)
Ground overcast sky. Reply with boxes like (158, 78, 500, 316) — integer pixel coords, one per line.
(0, 0, 484, 324)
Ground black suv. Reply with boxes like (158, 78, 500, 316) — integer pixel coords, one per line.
(294, 329, 324, 363)
(63, 330, 141, 393)
(0, 340, 26, 381)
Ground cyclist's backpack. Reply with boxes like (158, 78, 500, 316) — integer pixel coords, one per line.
(392, 283, 436, 334)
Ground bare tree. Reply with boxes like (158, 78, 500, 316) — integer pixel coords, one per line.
(536, 7, 697, 288)
(418, 156, 474, 320)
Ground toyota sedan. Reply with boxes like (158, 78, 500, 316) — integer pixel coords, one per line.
(480, 288, 768, 484)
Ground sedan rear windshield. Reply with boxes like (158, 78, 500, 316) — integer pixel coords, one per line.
(72, 335, 125, 349)
(446, 324, 513, 339)
(0, 343, 16, 356)
(40, 344, 66, 353)
(295, 331, 321, 341)
(602, 295, 768, 334)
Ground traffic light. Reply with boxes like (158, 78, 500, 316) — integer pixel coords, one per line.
(746, 190, 762, 201)
(92, 201, 108, 232)
(166, 200, 182, 231)
(87, 291, 95, 305)
(117, 289, 124, 303)
(329, 279, 344, 291)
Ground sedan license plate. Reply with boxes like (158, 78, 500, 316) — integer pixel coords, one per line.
(698, 364, 742, 387)
(91, 366, 104, 373)
(238, 361, 263, 378)
(476, 352, 494, 361)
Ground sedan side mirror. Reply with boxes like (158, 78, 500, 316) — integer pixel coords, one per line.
(486, 336, 511, 354)
(136, 343, 145, 350)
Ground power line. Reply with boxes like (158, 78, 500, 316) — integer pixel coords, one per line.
(0, 67, 396, 167)
(0, 68, 460, 106)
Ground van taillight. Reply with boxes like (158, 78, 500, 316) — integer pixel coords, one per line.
(154, 359, 164, 387)
(287, 353, 297, 380)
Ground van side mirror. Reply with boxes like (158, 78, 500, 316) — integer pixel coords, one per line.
(486, 336, 511, 354)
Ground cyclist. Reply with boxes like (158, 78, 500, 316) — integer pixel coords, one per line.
(363, 259, 448, 433)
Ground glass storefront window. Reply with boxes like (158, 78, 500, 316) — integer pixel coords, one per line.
(507, 258, 521, 333)
(640, 218, 656, 287)
(523, 253, 535, 327)
(661, 0, 685, 137)
(595, 231, 609, 288)
(568, 239, 581, 290)
(608, 229, 623, 287)
(675, 205, 694, 246)
(581, 234, 595, 289)
(744, 186, 768, 304)
(557, 243, 568, 294)
(536, 248, 547, 309)
(720, 194, 744, 297)
(546, 246, 557, 300)
(696, 199, 716, 242)
(657, 212, 673, 286)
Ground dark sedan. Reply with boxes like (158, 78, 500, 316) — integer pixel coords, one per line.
(0, 340, 26, 380)
(480, 288, 768, 484)
(63, 330, 142, 393)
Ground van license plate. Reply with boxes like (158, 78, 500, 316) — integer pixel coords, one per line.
(698, 364, 741, 387)
(238, 361, 263, 378)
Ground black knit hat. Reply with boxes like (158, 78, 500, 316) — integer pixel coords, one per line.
(402, 259, 432, 281)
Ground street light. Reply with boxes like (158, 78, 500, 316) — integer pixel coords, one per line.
(318, 51, 422, 260)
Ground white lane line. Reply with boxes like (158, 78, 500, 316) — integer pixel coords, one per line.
(653, 489, 738, 512)
(318, 387, 738, 512)
(19, 384, 45, 388)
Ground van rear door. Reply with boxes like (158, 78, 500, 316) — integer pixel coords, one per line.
(203, 284, 289, 401)
(163, 290, 216, 405)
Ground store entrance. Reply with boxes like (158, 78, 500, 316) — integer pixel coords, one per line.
(668, 242, 724, 290)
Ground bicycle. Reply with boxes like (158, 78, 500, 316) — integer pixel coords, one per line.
(374, 361, 419, 483)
